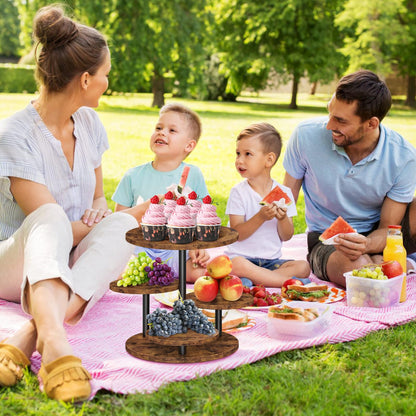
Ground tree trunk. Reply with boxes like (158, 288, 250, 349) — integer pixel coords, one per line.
(310, 81, 318, 95)
(405, 74, 416, 107)
(151, 73, 165, 108)
(289, 76, 299, 109)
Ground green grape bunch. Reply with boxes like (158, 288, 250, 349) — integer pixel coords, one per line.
(351, 265, 388, 280)
(117, 252, 154, 287)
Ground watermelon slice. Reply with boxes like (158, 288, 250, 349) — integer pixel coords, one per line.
(177, 166, 190, 194)
(319, 216, 355, 242)
(260, 184, 292, 207)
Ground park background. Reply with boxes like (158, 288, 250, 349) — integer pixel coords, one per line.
(2, 1, 416, 415)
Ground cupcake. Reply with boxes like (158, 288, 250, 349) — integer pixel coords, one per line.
(167, 196, 196, 244)
(141, 195, 167, 241)
(188, 191, 202, 219)
(196, 195, 222, 241)
(163, 191, 176, 220)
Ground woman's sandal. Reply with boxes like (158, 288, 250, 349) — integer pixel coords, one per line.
(0, 342, 31, 387)
(38, 355, 91, 402)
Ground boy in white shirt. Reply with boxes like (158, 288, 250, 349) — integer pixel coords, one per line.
(225, 123, 310, 287)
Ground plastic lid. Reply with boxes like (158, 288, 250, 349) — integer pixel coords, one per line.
(388, 225, 402, 229)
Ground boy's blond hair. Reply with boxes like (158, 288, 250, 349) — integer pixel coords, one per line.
(237, 123, 282, 166)
(159, 103, 202, 142)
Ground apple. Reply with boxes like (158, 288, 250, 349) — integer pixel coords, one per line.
(381, 260, 403, 279)
(219, 274, 243, 301)
(193, 275, 219, 302)
(206, 255, 233, 279)
(281, 278, 303, 296)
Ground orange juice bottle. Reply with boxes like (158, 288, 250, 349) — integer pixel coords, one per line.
(383, 225, 407, 302)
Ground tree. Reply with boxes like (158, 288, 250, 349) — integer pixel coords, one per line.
(335, 0, 407, 75)
(0, 0, 20, 58)
(214, 0, 346, 108)
(105, 0, 207, 107)
(397, 0, 416, 106)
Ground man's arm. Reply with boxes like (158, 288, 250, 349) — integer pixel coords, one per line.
(283, 172, 303, 203)
(336, 197, 408, 259)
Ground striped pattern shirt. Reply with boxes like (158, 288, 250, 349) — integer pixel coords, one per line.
(0, 103, 109, 240)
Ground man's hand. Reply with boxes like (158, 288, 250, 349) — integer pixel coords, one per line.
(334, 233, 368, 261)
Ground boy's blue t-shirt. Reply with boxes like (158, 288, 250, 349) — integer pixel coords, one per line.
(112, 161, 208, 275)
(112, 161, 208, 206)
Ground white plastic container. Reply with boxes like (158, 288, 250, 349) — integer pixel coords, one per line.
(266, 301, 333, 339)
(344, 272, 404, 308)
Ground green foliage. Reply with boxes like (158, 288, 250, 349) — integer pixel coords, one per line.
(0, 64, 37, 93)
(214, 0, 347, 107)
(0, 0, 20, 57)
(336, 0, 407, 75)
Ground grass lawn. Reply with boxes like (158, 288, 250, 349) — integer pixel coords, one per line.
(1, 92, 416, 415)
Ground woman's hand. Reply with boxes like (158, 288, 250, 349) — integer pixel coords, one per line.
(81, 207, 112, 226)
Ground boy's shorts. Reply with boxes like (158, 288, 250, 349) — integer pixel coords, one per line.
(245, 257, 292, 270)
(307, 202, 416, 281)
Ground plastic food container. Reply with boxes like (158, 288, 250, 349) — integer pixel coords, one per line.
(266, 301, 333, 339)
(344, 272, 404, 308)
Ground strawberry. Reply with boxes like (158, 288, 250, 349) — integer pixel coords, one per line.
(176, 196, 186, 205)
(188, 191, 197, 200)
(164, 191, 174, 200)
(243, 286, 251, 294)
(150, 195, 159, 204)
(202, 195, 212, 204)
(252, 297, 258, 305)
(250, 285, 265, 296)
(256, 298, 268, 307)
(266, 296, 275, 305)
(254, 289, 266, 298)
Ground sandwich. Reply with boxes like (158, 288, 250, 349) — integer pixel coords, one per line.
(201, 309, 249, 330)
(282, 283, 330, 302)
(268, 306, 319, 322)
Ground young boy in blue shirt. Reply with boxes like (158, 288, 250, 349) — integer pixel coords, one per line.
(225, 123, 310, 287)
(112, 103, 210, 282)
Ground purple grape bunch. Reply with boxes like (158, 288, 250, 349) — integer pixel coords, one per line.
(147, 257, 177, 286)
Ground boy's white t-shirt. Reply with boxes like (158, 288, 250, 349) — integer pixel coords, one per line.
(224, 179, 297, 260)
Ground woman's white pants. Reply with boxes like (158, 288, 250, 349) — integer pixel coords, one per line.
(0, 203, 137, 322)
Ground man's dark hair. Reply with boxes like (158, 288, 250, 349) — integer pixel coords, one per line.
(336, 70, 392, 122)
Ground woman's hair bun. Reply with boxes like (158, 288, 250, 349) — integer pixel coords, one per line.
(34, 5, 78, 49)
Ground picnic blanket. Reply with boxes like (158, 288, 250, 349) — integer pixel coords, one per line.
(1, 233, 416, 398)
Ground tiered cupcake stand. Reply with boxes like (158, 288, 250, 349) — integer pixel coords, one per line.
(109, 226, 253, 363)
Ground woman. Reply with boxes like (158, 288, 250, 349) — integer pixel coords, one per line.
(0, 5, 148, 402)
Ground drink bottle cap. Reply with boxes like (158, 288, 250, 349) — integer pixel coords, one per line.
(388, 225, 401, 229)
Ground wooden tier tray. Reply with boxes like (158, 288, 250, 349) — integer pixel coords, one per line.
(145, 329, 219, 347)
(187, 292, 253, 310)
(125, 226, 238, 250)
(109, 279, 179, 295)
(126, 332, 238, 363)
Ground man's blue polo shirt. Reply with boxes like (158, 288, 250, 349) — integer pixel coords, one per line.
(283, 117, 416, 233)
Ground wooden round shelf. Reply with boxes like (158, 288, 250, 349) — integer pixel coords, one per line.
(187, 292, 253, 310)
(125, 226, 238, 250)
(144, 329, 219, 347)
(126, 332, 238, 363)
(109, 279, 179, 295)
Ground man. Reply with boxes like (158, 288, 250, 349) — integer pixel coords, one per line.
(283, 70, 416, 286)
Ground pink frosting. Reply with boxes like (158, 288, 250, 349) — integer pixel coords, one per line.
(189, 199, 202, 218)
(141, 203, 166, 225)
(167, 204, 195, 227)
(164, 199, 176, 219)
(197, 204, 221, 225)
